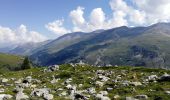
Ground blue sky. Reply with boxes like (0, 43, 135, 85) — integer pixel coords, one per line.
(0, 0, 111, 38)
(0, 0, 170, 47)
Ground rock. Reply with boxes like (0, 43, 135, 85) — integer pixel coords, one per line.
(106, 87, 113, 91)
(31, 88, 50, 97)
(0, 88, 4, 93)
(43, 93, 54, 100)
(99, 91, 108, 96)
(159, 73, 170, 82)
(23, 77, 32, 84)
(96, 94, 110, 100)
(114, 95, 120, 99)
(1, 78, 8, 83)
(57, 88, 63, 91)
(60, 91, 67, 96)
(74, 93, 89, 100)
(122, 81, 130, 86)
(48, 65, 59, 72)
(135, 95, 148, 99)
(96, 81, 104, 87)
(165, 91, 170, 95)
(130, 82, 142, 86)
(13, 86, 24, 93)
(50, 77, 59, 84)
(78, 84, 83, 87)
(64, 78, 72, 84)
(126, 97, 137, 100)
(25, 76, 32, 83)
(0, 94, 13, 100)
(87, 87, 96, 94)
(148, 75, 158, 82)
(15, 79, 22, 84)
(16, 91, 29, 100)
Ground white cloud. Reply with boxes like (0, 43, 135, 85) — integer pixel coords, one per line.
(106, 10, 128, 28)
(45, 19, 71, 36)
(70, 6, 85, 26)
(46, 0, 170, 34)
(133, 0, 170, 24)
(90, 8, 105, 29)
(0, 25, 47, 48)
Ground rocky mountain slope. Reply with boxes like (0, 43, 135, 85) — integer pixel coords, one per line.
(30, 23, 170, 69)
(1, 64, 170, 100)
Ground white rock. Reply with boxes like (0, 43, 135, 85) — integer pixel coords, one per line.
(96, 81, 104, 87)
(1, 78, 8, 83)
(0, 88, 4, 93)
(43, 93, 53, 100)
(165, 91, 170, 95)
(60, 91, 67, 96)
(130, 82, 142, 86)
(135, 95, 148, 99)
(16, 91, 29, 100)
(0, 94, 13, 100)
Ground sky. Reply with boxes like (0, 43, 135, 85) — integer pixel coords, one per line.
(0, 0, 170, 48)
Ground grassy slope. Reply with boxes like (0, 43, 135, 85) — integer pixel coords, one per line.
(1, 65, 170, 100)
(0, 53, 23, 71)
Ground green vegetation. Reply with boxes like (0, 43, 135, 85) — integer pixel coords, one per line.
(0, 53, 23, 71)
(21, 57, 32, 70)
(1, 64, 170, 99)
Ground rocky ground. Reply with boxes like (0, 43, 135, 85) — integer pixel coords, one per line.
(1, 64, 170, 100)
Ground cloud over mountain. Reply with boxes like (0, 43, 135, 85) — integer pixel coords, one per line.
(46, 0, 170, 35)
(0, 24, 47, 48)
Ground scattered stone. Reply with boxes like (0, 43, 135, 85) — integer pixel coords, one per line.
(148, 75, 158, 82)
(60, 91, 67, 96)
(87, 87, 96, 94)
(0, 88, 4, 93)
(159, 73, 170, 82)
(130, 82, 142, 86)
(165, 91, 170, 95)
(1, 78, 8, 83)
(135, 95, 148, 99)
(16, 91, 29, 100)
(126, 97, 137, 100)
(43, 93, 54, 100)
(106, 87, 113, 91)
(48, 65, 59, 72)
(114, 95, 120, 99)
(96, 93, 110, 100)
(31, 88, 50, 97)
(0, 94, 13, 100)
(96, 81, 104, 87)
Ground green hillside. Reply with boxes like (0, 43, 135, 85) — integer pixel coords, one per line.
(0, 53, 23, 71)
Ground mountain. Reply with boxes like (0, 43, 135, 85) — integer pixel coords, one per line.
(30, 23, 170, 68)
(0, 53, 23, 71)
(8, 40, 51, 56)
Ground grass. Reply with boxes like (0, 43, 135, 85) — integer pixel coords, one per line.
(1, 65, 170, 99)
(0, 53, 23, 71)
